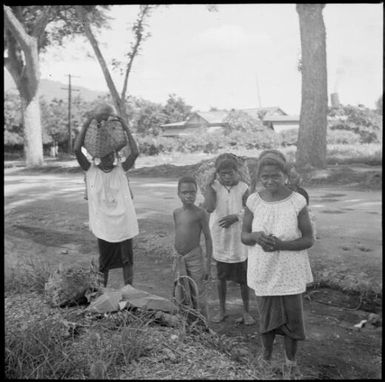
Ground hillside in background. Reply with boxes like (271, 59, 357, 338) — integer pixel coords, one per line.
(4, 71, 107, 103)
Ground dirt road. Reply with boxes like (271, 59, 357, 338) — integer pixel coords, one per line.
(4, 169, 382, 379)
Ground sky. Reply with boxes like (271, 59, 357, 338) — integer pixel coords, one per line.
(38, 3, 383, 114)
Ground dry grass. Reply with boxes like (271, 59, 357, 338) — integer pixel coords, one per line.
(4, 262, 279, 380)
(4, 256, 52, 295)
(4, 289, 282, 380)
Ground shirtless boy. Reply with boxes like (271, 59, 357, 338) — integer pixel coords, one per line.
(173, 176, 213, 319)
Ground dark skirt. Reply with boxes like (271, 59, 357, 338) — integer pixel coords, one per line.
(216, 259, 247, 284)
(97, 238, 133, 273)
(256, 294, 306, 340)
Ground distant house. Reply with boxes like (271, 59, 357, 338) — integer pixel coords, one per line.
(161, 110, 229, 137)
(240, 106, 287, 121)
(160, 106, 298, 137)
(262, 115, 300, 133)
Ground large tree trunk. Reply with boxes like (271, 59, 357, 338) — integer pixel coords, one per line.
(21, 92, 44, 166)
(296, 4, 328, 169)
(4, 5, 47, 167)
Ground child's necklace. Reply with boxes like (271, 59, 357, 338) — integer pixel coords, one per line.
(223, 184, 233, 193)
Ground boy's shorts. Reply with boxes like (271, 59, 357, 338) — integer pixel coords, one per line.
(216, 259, 247, 284)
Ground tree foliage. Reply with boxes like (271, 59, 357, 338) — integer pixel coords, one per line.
(4, 90, 194, 146)
(75, 5, 157, 123)
(328, 105, 382, 143)
(130, 98, 167, 136)
(223, 110, 263, 133)
(162, 94, 193, 124)
(3, 5, 111, 164)
(375, 95, 382, 114)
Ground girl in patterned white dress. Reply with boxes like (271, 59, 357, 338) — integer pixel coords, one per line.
(241, 150, 314, 377)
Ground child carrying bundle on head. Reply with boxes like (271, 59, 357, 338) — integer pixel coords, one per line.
(202, 154, 256, 325)
(74, 103, 139, 288)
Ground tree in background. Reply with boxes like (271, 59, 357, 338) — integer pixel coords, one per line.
(126, 94, 193, 136)
(131, 98, 167, 136)
(3, 5, 109, 166)
(162, 94, 193, 124)
(40, 98, 69, 145)
(4, 91, 23, 146)
(328, 105, 382, 144)
(75, 5, 157, 124)
(375, 95, 382, 114)
(224, 110, 280, 149)
(296, 4, 328, 169)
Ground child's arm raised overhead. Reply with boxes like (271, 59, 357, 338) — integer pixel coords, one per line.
(200, 209, 213, 279)
(74, 115, 92, 171)
(117, 116, 139, 172)
(268, 207, 314, 252)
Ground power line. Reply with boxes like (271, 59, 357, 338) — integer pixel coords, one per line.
(61, 74, 80, 153)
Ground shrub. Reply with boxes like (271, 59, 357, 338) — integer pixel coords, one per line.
(5, 257, 52, 295)
(278, 128, 299, 146)
(327, 129, 360, 145)
(176, 131, 225, 153)
(328, 105, 382, 144)
(137, 136, 175, 156)
(228, 129, 281, 150)
(327, 143, 382, 165)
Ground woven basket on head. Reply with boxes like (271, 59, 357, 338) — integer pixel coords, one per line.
(84, 116, 127, 158)
(194, 153, 250, 195)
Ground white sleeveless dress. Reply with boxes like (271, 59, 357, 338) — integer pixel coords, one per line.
(209, 180, 248, 263)
(86, 163, 139, 243)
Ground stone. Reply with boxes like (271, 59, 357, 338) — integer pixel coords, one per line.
(120, 284, 178, 314)
(87, 290, 122, 313)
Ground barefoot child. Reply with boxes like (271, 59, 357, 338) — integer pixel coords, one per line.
(173, 176, 213, 320)
(241, 150, 314, 378)
(203, 155, 256, 325)
(74, 103, 139, 288)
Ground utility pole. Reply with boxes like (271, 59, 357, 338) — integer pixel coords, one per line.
(61, 74, 80, 154)
(256, 73, 262, 108)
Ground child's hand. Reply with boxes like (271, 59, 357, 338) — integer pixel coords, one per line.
(203, 264, 211, 281)
(251, 231, 275, 247)
(218, 214, 239, 228)
(267, 235, 284, 251)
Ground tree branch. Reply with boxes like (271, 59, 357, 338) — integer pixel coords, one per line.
(75, 5, 122, 113)
(31, 6, 52, 38)
(3, 5, 31, 51)
(121, 5, 153, 101)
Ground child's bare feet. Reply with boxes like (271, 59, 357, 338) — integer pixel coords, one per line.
(211, 311, 227, 323)
(282, 362, 302, 380)
(234, 312, 256, 325)
(243, 312, 256, 325)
